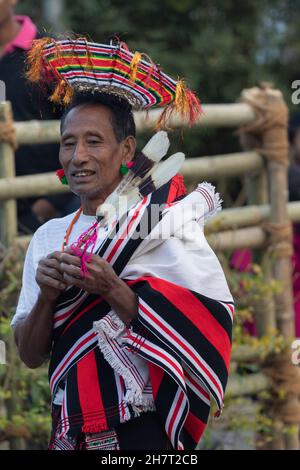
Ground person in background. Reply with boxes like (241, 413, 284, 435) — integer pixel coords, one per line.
(0, 0, 79, 234)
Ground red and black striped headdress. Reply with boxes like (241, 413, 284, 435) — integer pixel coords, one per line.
(26, 36, 202, 128)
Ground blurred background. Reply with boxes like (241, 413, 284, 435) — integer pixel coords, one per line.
(1, 0, 300, 450)
(17, 0, 300, 156)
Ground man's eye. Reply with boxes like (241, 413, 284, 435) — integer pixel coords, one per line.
(88, 140, 100, 145)
(63, 141, 75, 147)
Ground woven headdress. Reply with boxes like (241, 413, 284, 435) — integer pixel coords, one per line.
(26, 37, 202, 128)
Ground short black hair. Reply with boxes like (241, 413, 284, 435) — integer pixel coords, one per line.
(60, 90, 136, 142)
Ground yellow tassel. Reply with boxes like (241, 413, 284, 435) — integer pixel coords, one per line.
(50, 80, 66, 104)
(175, 79, 189, 116)
(26, 37, 52, 82)
(129, 52, 142, 82)
(62, 83, 74, 106)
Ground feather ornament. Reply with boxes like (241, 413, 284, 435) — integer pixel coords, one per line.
(96, 132, 185, 224)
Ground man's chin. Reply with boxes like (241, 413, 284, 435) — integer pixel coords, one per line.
(70, 185, 103, 199)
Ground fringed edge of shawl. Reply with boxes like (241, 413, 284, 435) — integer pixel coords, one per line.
(93, 313, 155, 414)
(198, 181, 223, 221)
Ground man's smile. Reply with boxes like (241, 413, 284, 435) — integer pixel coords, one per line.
(71, 170, 96, 181)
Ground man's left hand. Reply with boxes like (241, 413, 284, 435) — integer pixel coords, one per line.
(59, 249, 138, 326)
(59, 249, 120, 297)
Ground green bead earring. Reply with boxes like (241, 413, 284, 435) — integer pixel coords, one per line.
(120, 162, 134, 176)
(120, 163, 129, 175)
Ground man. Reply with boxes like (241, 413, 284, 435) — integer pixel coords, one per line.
(0, 0, 79, 233)
(11, 37, 234, 450)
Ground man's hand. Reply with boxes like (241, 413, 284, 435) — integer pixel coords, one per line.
(36, 251, 67, 303)
(60, 249, 138, 326)
(59, 250, 120, 296)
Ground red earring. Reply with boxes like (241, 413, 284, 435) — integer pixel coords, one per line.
(56, 169, 68, 185)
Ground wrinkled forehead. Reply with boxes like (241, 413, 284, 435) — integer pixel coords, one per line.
(61, 103, 114, 135)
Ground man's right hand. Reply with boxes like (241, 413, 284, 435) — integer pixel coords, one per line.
(36, 251, 66, 302)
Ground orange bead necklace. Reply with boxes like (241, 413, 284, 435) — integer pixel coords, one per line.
(61, 207, 83, 252)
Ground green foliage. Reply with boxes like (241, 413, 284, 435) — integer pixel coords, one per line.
(0, 247, 51, 449)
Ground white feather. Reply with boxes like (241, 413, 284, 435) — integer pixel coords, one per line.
(119, 152, 185, 215)
(141, 130, 170, 161)
(141, 152, 185, 189)
(96, 133, 183, 222)
(106, 131, 170, 198)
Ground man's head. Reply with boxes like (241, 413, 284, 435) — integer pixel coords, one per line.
(59, 92, 136, 206)
(0, 0, 18, 24)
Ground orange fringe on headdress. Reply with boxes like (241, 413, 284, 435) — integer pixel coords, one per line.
(26, 36, 75, 106)
(50, 79, 74, 106)
(26, 37, 53, 82)
(156, 79, 203, 130)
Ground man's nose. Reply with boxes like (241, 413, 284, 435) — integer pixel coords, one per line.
(72, 140, 89, 164)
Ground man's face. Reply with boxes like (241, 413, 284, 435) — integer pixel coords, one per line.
(59, 104, 135, 200)
(0, 0, 17, 23)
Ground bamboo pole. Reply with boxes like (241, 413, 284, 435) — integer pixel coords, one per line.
(269, 161, 295, 339)
(14, 226, 267, 252)
(0, 102, 17, 246)
(0, 172, 70, 199)
(14, 103, 257, 145)
(263, 97, 295, 340)
(239, 86, 298, 450)
(182, 151, 263, 183)
(231, 344, 275, 363)
(226, 372, 270, 398)
(134, 103, 256, 130)
(0, 152, 263, 201)
(207, 201, 300, 232)
(15, 120, 60, 145)
(284, 431, 300, 450)
(207, 226, 266, 251)
(270, 420, 285, 450)
(240, 122, 276, 336)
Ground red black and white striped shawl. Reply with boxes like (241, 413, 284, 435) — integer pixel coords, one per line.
(48, 177, 234, 450)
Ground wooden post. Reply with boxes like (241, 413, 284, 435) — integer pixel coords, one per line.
(239, 102, 276, 337)
(239, 85, 299, 450)
(0, 101, 17, 246)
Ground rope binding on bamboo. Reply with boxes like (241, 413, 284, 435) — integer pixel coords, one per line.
(0, 106, 17, 151)
(237, 83, 289, 167)
(262, 221, 294, 258)
(263, 351, 300, 424)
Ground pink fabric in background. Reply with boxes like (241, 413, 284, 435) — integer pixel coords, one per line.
(3, 16, 36, 56)
(231, 238, 300, 337)
(292, 232, 300, 337)
(230, 249, 257, 336)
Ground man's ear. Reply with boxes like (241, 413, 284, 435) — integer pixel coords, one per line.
(122, 136, 136, 164)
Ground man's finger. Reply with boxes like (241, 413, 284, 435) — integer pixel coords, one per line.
(37, 272, 66, 290)
(61, 262, 83, 279)
(41, 257, 64, 273)
(38, 265, 64, 282)
(60, 252, 82, 267)
(47, 251, 63, 261)
(63, 272, 85, 287)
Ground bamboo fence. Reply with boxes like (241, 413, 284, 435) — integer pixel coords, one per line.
(0, 86, 299, 450)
